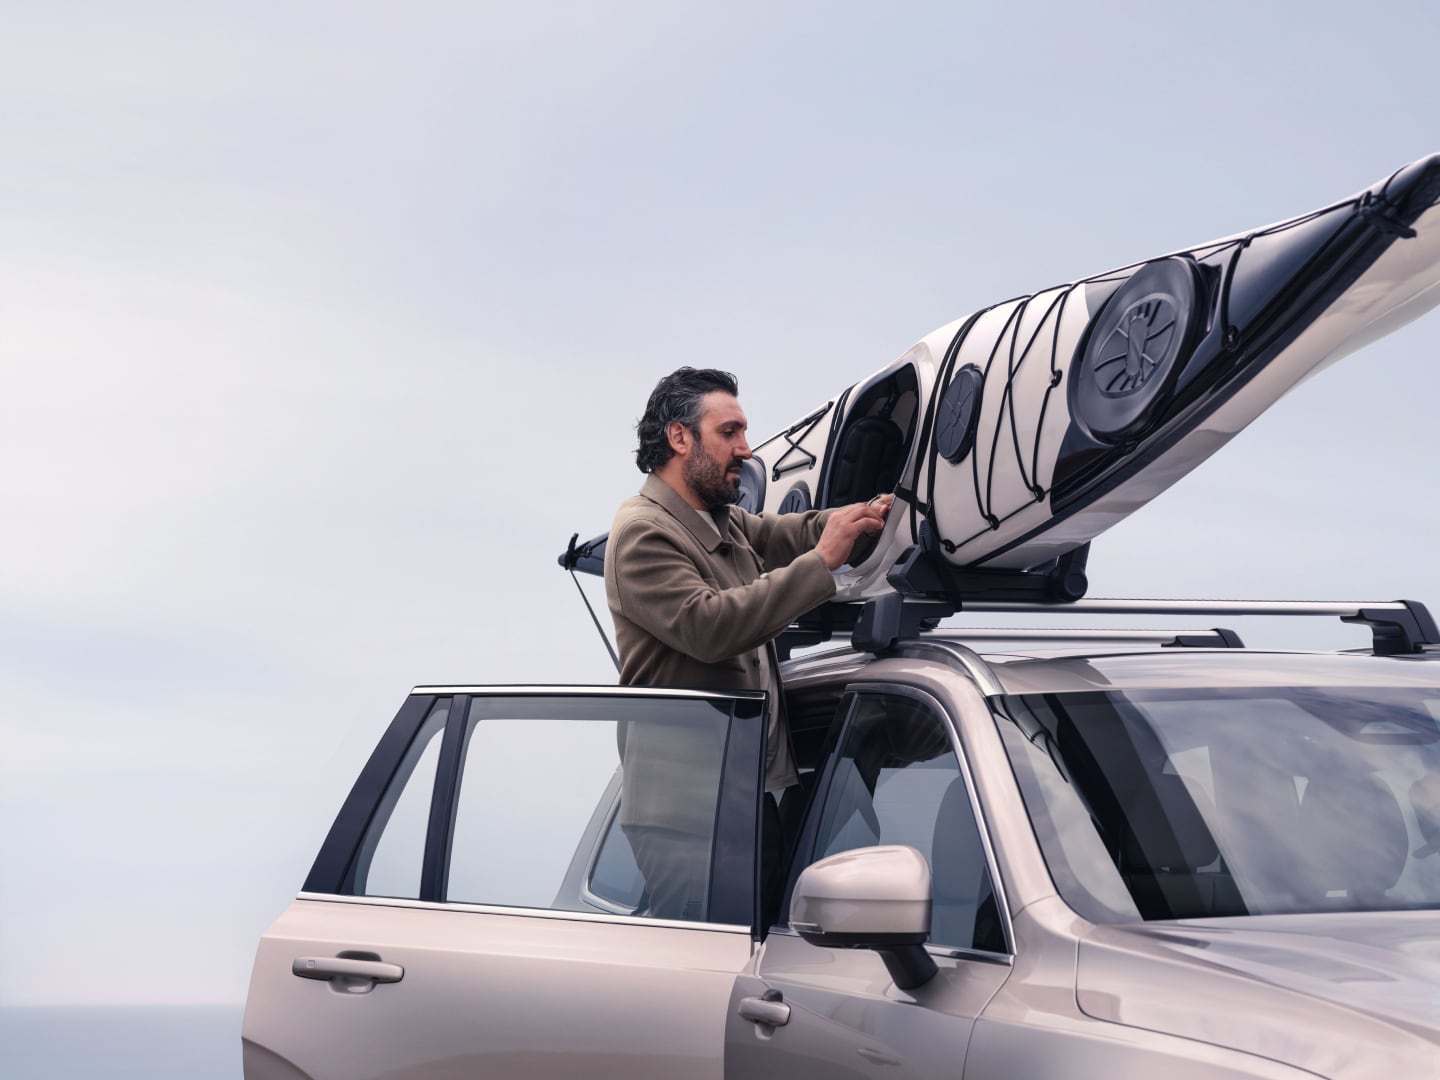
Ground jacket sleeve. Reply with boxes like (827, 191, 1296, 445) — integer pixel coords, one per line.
(609, 519, 837, 663)
(741, 506, 880, 569)
(739, 507, 832, 570)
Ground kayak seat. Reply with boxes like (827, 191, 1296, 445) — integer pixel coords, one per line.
(826, 416, 905, 506)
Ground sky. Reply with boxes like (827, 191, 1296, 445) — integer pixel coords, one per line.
(2, 0, 1438, 1007)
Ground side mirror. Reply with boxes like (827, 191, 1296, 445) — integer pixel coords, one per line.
(789, 845, 938, 990)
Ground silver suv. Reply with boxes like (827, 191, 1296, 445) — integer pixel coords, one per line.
(243, 596, 1440, 1079)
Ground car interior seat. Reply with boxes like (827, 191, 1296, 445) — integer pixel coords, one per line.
(1121, 774, 1243, 918)
(1410, 772, 1440, 858)
(1296, 771, 1409, 908)
(931, 777, 1005, 951)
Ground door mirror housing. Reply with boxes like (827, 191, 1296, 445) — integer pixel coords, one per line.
(789, 845, 938, 989)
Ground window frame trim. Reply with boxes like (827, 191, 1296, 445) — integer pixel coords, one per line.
(422, 694, 472, 902)
(305, 693, 443, 895)
(321, 688, 768, 930)
(293, 891, 754, 934)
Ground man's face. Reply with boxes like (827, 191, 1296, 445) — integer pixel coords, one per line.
(681, 391, 751, 511)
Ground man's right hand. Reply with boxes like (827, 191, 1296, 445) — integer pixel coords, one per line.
(815, 496, 892, 570)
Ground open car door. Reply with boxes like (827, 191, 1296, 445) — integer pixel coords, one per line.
(243, 686, 768, 1080)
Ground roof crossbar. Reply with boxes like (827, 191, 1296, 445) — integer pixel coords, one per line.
(964, 599, 1438, 657)
(781, 596, 1438, 659)
(934, 627, 1247, 649)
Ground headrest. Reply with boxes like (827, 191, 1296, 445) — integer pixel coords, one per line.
(1122, 774, 1220, 872)
(1297, 771, 1408, 900)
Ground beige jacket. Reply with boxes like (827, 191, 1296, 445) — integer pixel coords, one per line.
(605, 474, 837, 691)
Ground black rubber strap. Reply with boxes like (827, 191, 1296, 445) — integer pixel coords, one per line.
(906, 307, 992, 543)
(1028, 283, 1081, 495)
(894, 484, 929, 517)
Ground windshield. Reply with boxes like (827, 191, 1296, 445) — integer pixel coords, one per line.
(996, 686, 1440, 922)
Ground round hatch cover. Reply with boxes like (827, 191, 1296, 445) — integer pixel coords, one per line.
(735, 458, 766, 512)
(1069, 257, 1203, 444)
(778, 483, 812, 514)
(936, 364, 984, 464)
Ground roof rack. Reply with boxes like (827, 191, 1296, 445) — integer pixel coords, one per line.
(779, 595, 1440, 659)
(565, 525, 1438, 660)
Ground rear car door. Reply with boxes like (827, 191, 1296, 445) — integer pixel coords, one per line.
(243, 686, 767, 1080)
(726, 685, 1013, 1077)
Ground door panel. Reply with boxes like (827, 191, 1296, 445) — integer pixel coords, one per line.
(244, 899, 752, 1080)
(726, 935, 1009, 1079)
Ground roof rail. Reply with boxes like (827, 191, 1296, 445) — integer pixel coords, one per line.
(778, 596, 1440, 659)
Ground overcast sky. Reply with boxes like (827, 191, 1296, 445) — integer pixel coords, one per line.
(2, 1, 1438, 1007)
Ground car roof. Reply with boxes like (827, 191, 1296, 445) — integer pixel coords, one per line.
(783, 635, 1440, 698)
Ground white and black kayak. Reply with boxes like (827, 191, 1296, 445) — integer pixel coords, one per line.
(565, 153, 1440, 605)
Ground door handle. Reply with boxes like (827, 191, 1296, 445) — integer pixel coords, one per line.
(737, 992, 790, 1027)
(293, 956, 404, 984)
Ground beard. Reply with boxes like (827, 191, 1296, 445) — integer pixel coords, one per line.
(685, 441, 743, 511)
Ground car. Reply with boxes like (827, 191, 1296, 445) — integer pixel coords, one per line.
(242, 594, 1440, 1079)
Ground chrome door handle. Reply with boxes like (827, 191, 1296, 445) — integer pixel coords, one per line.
(737, 993, 790, 1027)
(292, 956, 404, 984)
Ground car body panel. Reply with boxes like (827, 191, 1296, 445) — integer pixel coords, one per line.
(726, 932, 1009, 1078)
(966, 895, 1318, 1079)
(242, 897, 753, 1080)
(1076, 913, 1440, 1079)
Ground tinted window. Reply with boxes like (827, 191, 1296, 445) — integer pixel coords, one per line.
(809, 693, 1005, 952)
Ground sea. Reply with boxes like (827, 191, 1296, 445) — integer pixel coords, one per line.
(0, 1006, 243, 1079)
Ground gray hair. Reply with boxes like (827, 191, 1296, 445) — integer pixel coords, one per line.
(634, 367, 739, 473)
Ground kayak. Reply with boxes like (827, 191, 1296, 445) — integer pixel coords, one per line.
(743, 152, 1440, 602)
(565, 154, 1440, 605)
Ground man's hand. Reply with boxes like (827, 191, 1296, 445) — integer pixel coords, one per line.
(815, 494, 894, 570)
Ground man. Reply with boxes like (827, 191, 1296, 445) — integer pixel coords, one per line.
(605, 366, 890, 919)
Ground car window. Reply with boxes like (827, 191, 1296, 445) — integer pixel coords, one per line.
(808, 692, 1006, 953)
(320, 693, 762, 924)
(999, 687, 1440, 920)
(443, 695, 743, 925)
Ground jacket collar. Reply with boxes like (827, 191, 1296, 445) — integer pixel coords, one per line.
(640, 473, 733, 553)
